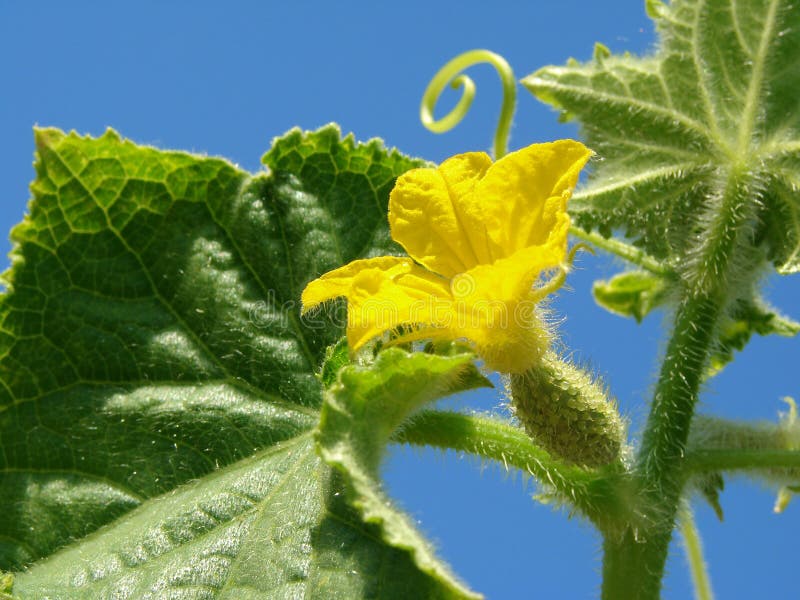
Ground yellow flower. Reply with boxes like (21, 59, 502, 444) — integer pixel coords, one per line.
(301, 141, 592, 373)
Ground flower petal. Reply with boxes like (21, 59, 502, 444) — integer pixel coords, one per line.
(345, 265, 453, 350)
(460, 243, 565, 304)
(472, 140, 591, 257)
(389, 152, 493, 277)
(448, 244, 565, 373)
(301, 256, 412, 312)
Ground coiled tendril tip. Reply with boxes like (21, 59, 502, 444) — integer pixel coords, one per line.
(420, 49, 517, 159)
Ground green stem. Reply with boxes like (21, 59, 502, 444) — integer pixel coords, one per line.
(393, 410, 626, 526)
(569, 225, 672, 276)
(639, 296, 722, 474)
(603, 296, 722, 598)
(601, 529, 645, 600)
(420, 50, 516, 158)
(678, 502, 715, 600)
(685, 448, 800, 472)
(602, 168, 755, 598)
(685, 409, 800, 475)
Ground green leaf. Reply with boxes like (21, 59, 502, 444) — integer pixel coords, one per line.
(317, 348, 492, 599)
(694, 471, 726, 520)
(524, 0, 800, 273)
(709, 297, 800, 376)
(592, 270, 670, 322)
(1, 126, 477, 597)
(0, 573, 14, 600)
(318, 337, 351, 388)
(12, 436, 459, 598)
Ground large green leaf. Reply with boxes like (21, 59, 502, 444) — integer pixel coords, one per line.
(1, 126, 475, 597)
(524, 0, 800, 273)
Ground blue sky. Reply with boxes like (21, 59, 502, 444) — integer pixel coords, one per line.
(2, 1, 798, 597)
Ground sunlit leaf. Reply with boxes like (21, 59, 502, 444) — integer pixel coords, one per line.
(525, 0, 800, 274)
(2, 126, 478, 598)
(317, 348, 492, 599)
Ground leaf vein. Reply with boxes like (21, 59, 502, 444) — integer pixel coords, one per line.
(530, 76, 713, 142)
(0, 467, 146, 502)
(572, 163, 700, 201)
(729, 0, 756, 57)
(690, 0, 727, 143)
(737, 0, 782, 153)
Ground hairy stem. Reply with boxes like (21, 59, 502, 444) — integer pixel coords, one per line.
(602, 294, 723, 598)
(685, 448, 800, 472)
(685, 408, 800, 475)
(601, 529, 645, 600)
(393, 410, 626, 525)
(569, 225, 672, 276)
(602, 168, 757, 598)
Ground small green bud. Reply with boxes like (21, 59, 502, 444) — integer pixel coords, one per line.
(509, 352, 626, 467)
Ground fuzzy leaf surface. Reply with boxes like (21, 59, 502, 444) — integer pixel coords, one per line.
(524, 0, 800, 273)
(317, 348, 492, 600)
(1, 126, 473, 598)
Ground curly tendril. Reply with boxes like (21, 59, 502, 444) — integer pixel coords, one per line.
(420, 49, 517, 159)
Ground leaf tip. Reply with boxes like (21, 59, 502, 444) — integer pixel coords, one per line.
(644, 0, 667, 19)
(33, 127, 64, 151)
(593, 42, 611, 62)
(101, 127, 123, 142)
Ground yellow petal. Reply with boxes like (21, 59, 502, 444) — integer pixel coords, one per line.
(473, 140, 592, 258)
(460, 244, 565, 303)
(300, 256, 412, 312)
(389, 152, 493, 277)
(448, 244, 565, 373)
(345, 264, 453, 350)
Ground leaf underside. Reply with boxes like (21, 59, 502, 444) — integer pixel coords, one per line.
(0, 126, 478, 597)
(317, 348, 492, 600)
(709, 295, 800, 376)
(524, 0, 800, 273)
(592, 270, 670, 322)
